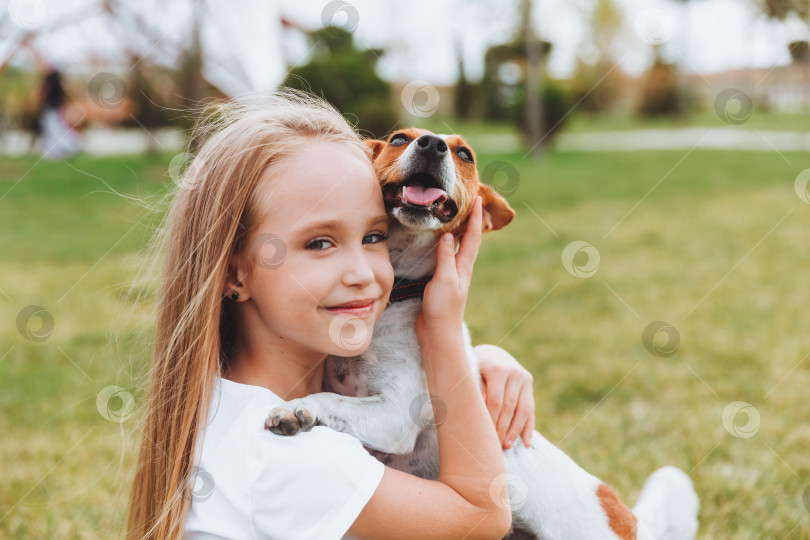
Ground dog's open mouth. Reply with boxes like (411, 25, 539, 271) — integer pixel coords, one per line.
(382, 173, 458, 223)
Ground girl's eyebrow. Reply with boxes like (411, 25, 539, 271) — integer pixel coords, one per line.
(292, 214, 388, 234)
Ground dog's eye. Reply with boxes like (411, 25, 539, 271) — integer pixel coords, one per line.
(457, 147, 473, 163)
(389, 133, 410, 147)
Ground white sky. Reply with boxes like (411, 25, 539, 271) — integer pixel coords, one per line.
(4, 0, 809, 94)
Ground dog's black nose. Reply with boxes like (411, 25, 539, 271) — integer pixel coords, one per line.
(415, 134, 447, 159)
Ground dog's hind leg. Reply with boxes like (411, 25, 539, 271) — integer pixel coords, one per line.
(503, 432, 634, 539)
(631, 466, 699, 540)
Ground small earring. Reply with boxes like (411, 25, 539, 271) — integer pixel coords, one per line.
(230, 291, 240, 301)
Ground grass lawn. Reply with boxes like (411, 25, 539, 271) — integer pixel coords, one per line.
(562, 109, 810, 133)
(419, 109, 810, 142)
(1, 146, 809, 538)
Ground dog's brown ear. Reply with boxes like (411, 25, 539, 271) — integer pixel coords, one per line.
(478, 182, 515, 233)
(365, 139, 386, 161)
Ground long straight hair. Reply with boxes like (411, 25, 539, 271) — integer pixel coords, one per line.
(126, 90, 370, 540)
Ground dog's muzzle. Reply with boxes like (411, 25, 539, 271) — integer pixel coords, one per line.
(382, 173, 459, 223)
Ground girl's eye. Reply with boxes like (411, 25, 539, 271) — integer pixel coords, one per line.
(457, 147, 473, 163)
(306, 234, 388, 250)
(364, 233, 389, 244)
(305, 238, 333, 250)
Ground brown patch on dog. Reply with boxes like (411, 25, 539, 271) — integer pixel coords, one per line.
(596, 484, 637, 539)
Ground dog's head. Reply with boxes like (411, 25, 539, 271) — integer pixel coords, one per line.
(366, 128, 515, 237)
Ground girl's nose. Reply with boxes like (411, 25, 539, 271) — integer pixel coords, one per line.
(341, 249, 376, 288)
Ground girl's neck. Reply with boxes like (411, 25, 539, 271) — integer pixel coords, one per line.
(223, 339, 326, 400)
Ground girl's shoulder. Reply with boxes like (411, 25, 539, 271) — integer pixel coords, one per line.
(185, 376, 385, 540)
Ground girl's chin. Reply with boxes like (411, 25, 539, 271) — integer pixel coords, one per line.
(322, 312, 376, 356)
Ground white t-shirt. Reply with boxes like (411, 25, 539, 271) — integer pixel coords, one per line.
(184, 375, 385, 540)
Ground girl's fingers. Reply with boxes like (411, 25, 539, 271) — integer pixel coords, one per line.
(505, 397, 532, 450)
(432, 232, 457, 281)
(521, 408, 535, 448)
(494, 374, 522, 445)
(505, 378, 534, 448)
(455, 196, 482, 279)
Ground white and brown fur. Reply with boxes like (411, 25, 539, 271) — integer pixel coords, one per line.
(265, 128, 699, 540)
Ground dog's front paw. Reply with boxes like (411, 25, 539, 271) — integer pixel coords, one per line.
(265, 404, 316, 436)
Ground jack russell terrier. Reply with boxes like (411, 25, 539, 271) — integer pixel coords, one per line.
(265, 128, 699, 540)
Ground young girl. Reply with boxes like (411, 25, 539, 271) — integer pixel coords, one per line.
(126, 91, 535, 539)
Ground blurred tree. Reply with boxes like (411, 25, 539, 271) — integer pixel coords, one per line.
(789, 40, 810, 63)
(479, 11, 568, 150)
(570, 60, 625, 114)
(178, 0, 205, 106)
(284, 27, 397, 138)
(761, 0, 809, 20)
(667, 0, 706, 117)
(590, 0, 624, 60)
(454, 39, 475, 120)
(637, 57, 683, 117)
(759, 0, 810, 112)
(521, 0, 544, 155)
(480, 40, 568, 145)
(570, 0, 625, 114)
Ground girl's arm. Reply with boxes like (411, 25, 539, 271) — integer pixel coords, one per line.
(475, 344, 536, 449)
(347, 197, 512, 540)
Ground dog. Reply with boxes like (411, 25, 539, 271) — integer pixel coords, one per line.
(265, 128, 699, 540)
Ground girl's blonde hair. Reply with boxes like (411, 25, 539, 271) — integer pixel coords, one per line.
(126, 89, 370, 540)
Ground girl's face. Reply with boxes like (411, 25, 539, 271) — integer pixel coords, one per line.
(235, 140, 394, 359)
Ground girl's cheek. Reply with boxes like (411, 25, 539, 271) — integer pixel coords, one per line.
(377, 251, 395, 288)
(282, 255, 335, 297)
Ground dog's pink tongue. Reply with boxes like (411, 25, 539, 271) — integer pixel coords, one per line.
(403, 185, 447, 206)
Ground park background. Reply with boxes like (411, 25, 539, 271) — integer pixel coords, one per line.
(1, 0, 810, 537)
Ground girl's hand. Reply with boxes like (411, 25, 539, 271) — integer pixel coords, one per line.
(475, 344, 535, 449)
(415, 196, 483, 341)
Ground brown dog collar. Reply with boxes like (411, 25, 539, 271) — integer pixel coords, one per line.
(388, 276, 432, 305)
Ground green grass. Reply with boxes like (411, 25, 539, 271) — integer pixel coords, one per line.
(563, 109, 810, 133)
(419, 109, 810, 141)
(2, 147, 810, 538)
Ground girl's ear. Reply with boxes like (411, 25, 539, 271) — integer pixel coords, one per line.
(477, 182, 516, 233)
(223, 254, 249, 301)
(365, 139, 386, 161)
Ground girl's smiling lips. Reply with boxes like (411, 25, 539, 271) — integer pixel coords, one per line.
(324, 298, 377, 317)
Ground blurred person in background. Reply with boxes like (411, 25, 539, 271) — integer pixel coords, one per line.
(22, 37, 82, 160)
